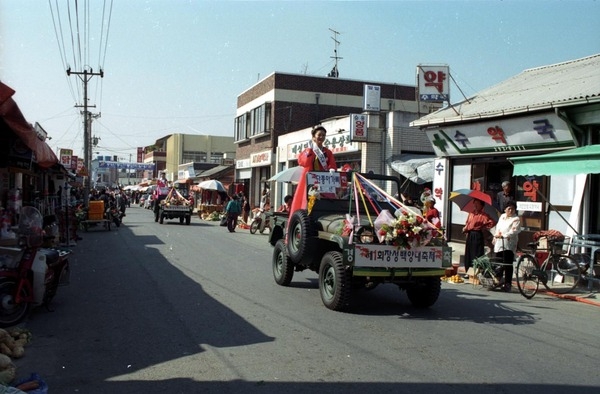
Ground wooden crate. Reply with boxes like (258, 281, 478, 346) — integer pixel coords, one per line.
(88, 201, 104, 214)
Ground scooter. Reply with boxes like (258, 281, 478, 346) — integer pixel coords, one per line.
(0, 206, 71, 327)
(106, 201, 122, 227)
(249, 208, 272, 234)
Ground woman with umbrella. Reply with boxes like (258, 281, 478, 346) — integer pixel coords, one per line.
(462, 198, 496, 279)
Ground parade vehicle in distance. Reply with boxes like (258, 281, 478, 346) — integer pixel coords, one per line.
(155, 187, 193, 225)
(269, 171, 452, 312)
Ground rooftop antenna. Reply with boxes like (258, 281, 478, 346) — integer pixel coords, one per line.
(328, 28, 342, 78)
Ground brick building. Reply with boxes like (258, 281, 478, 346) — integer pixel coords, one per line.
(235, 72, 440, 208)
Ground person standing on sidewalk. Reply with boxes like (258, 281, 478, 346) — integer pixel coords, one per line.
(462, 198, 496, 279)
(225, 194, 242, 232)
(493, 200, 521, 292)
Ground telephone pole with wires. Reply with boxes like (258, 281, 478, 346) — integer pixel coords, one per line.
(68, 67, 103, 205)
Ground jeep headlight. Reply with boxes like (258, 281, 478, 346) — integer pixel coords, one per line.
(358, 227, 375, 244)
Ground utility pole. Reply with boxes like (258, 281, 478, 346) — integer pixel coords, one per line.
(128, 153, 132, 185)
(67, 67, 104, 205)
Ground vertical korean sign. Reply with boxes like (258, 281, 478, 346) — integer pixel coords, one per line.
(350, 114, 367, 142)
(417, 65, 450, 102)
(59, 148, 73, 168)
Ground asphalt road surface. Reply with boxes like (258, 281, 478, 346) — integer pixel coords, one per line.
(13, 206, 600, 393)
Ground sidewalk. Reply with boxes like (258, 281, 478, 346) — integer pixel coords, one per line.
(446, 241, 600, 307)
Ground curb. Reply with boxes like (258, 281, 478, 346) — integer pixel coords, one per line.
(545, 291, 600, 307)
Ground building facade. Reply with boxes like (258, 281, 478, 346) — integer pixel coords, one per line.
(142, 133, 235, 183)
(235, 72, 440, 209)
(411, 54, 600, 249)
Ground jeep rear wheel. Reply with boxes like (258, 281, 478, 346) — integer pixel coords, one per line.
(405, 277, 441, 308)
(273, 240, 294, 286)
(319, 251, 351, 311)
(287, 209, 316, 265)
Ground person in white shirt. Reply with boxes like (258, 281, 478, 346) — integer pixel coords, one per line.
(493, 200, 521, 292)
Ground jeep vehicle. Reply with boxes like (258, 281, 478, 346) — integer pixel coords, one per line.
(155, 187, 193, 225)
(269, 171, 451, 312)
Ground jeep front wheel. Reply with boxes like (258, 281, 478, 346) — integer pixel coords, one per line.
(273, 240, 294, 286)
(319, 251, 351, 311)
(405, 277, 441, 308)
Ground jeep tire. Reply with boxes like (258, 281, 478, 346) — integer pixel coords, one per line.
(273, 240, 294, 286)
(319, 251, 351, 311)
(286, 209, 316, 265)
(405, 277, 441, 308)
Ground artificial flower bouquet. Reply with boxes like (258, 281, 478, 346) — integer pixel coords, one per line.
(374, 208, 434, 249)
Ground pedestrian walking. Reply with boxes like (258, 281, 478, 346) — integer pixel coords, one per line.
(225, 194, 242, 232)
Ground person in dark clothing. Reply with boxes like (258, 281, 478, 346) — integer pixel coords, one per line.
(495, 181, 514, 213)
(225, 195, 242, 232)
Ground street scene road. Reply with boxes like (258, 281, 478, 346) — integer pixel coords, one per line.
(15, 207, 600, 393)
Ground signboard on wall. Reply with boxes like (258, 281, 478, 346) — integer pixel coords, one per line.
(250, 150, 272, 167)
(417, 65, 449, 102)
(286, 131, 360, 161)
(425, 113, 576, 157)
(363, 84, 381, 112)
(59, 148, 73, 167)
(349, 114, 367, 142)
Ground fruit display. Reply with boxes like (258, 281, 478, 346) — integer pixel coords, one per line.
(441, 274, 464, 284)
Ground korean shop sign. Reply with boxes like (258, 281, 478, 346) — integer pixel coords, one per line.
(286, 131, 360, 161)
(250, 150, 272, 167)
(425, 113, 576, 157)
(417, 65, 450, 102)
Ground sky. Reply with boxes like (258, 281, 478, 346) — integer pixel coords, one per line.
(1, 0, 599, 163)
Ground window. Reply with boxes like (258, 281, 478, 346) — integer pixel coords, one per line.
(234, 114, 247, 142)
(235, 103, 271, 141)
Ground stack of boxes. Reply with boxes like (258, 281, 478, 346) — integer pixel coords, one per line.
(88, 201, 105, 221)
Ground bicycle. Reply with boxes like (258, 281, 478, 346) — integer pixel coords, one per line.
(472, 238, 513, 291)
(515, 235, 582, 299)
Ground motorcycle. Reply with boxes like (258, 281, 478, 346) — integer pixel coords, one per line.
(249, 208, 272, 234)
(0, 206, 71, 327)
(105, 201, 122, 227)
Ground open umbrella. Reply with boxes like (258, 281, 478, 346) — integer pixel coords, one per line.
(391, 157, 434, 184)
(449, 189, 499, 222)
(197, 179, 226, 192)
(268, 166, 304, 183)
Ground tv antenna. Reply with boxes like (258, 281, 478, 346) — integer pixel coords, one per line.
(328, 28, 342, 78)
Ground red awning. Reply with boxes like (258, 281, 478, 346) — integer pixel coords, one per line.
(0, 82, 58, 168)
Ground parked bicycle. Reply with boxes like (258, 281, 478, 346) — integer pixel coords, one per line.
(515, 235, 582, 299)
(472, 238, 513, 291)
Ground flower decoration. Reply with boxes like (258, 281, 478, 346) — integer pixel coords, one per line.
(307, 184, 320, 214)
(375, 208, 434, 250)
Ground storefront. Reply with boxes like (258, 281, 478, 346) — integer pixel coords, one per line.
(412, 54, 600, 248)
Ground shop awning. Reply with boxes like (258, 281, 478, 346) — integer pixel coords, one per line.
(510, 145, 600, 176)
(0, 82, 58, 168)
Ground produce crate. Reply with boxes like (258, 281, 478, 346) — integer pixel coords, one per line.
(88, 212, 104, 221)
(89, 201, 104, 214)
